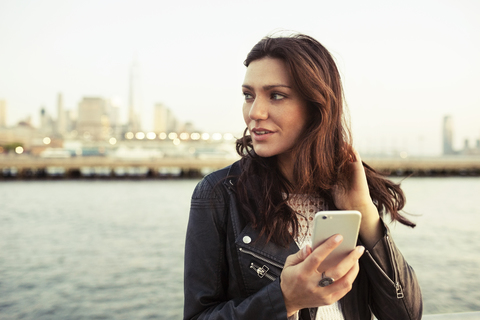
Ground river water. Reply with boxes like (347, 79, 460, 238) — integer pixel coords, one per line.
(1, 177, 479, 319)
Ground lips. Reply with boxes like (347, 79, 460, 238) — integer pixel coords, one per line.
(254, 130, 272, 135)
(252, 128, 274, 135)
(251, 127, 275, 141)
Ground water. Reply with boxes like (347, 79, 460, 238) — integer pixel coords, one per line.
(0, 180, 193, 320)
(0, 177, 479, 319)
(389, 177, 480, 314)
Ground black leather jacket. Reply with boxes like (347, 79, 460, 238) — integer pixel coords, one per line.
(184, 162, 422, 320)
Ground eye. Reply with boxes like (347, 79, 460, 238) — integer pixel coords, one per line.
(243, 92, 254, 101)
(271, 93, 285, 100)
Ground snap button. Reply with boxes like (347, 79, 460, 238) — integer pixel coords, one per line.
(243, 236, 251, 244)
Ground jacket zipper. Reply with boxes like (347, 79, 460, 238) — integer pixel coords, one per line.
(250, 262, 277, 281)
(366, 237, 404, 299)
(238, 247, 285, 269)
(386, 235, 404, 299)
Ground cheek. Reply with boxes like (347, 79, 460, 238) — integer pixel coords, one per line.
(288, 110, 309, 139)
(242, 104, 250, 125)
(297, 105, 310, 133)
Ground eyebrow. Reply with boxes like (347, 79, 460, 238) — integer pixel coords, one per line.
(242, 84, 292, 90)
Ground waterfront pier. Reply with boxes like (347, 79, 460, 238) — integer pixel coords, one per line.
(1, 155, 479, 179)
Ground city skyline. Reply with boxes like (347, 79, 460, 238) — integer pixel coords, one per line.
(1, 0, 479, 155)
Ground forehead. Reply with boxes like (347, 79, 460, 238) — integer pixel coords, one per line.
(243, 57, 291, 86)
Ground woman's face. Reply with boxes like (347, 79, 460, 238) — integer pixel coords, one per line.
(242, 57, 309, 164)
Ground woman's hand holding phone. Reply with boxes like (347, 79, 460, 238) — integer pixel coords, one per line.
(280, 235, 365, 317)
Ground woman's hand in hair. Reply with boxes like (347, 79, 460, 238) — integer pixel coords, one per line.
(280, 235, 364, 316)
(332, 149, 383, 249)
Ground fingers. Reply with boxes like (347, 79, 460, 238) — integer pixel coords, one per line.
(326, 260, 361, 303)
(284, 244, 312, 268)
(351, 147, 361, 162)
(349, 149, 365, 173)
(301, 234, 343, 273)
(315, 246, 364, 301)
(281, 241, 365, 312)
(320, 245, 365, 283)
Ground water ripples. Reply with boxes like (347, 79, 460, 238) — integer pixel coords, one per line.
(1, 177, 480, 318)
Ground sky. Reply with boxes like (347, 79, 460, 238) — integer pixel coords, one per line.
(0, 0, 479, 155)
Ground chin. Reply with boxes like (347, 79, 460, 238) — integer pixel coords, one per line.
(252, 146, 279, 158)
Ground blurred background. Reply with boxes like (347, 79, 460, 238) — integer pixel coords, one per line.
(1, 0, 479, 319)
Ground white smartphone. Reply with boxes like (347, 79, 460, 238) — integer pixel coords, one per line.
(311, 210, 361, 272)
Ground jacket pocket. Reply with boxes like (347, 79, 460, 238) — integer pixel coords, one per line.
(249, 262, 277, 281)
(239, 247, 282, 281)
(237, 247, 284, 294)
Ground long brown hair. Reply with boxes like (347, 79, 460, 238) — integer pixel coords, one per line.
(235, 33, 414, 246)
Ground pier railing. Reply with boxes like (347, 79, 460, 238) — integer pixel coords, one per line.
(1, 155, 480, 178)
(421, 312, 479, 319)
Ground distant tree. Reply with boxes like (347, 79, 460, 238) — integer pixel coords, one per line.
(1, 142, 23, 153)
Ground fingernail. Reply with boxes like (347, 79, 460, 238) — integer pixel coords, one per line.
(334, 235, 343, 243)
(305, 244, 312, 255)
(357, 246, 365, 254)
(302, 246, 308, 256)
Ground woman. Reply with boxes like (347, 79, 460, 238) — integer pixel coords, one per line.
(184, 33, 422, 320)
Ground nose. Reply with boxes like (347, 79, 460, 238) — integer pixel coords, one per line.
(248, 97, 268, 121)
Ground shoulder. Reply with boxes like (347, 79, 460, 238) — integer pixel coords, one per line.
(188, 161, 241, 231)
(192, 160, 241, 200)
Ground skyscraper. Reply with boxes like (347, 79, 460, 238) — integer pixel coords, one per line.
(154, 103, 168, 132)
(443, 115, 455, 155)
(77, 97, 109, 140)
(128, 60, 142, 132)
(107, 98, 122, 138)
(154, 103, 178, 132)
(40, 107, 54, 133)
(0, 100, 6, 127)
(56, 93, 66, 136)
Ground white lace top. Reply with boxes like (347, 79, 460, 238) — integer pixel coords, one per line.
(286, 195, 345, 320)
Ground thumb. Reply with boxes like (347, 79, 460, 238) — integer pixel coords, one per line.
(285, 245, 312, 268)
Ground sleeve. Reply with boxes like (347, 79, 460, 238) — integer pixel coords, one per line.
(360, 222, 423, 320)
(183, 176, 289, 320)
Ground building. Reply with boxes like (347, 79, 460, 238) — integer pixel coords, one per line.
(459, 138, 480, 155)
(107, 99, 122, 138)
(128, 60, 142, 132)
(182, 121, 195, 133)
(0, 100, 6, 128)
(39, 107, 54, 134)
(76, 97, 110, 140)
(442, 115, 455, 155)
(56, 93, 67, 137)
(154, 103, 178, 132)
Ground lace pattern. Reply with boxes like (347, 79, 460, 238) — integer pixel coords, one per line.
(286, 194, 345, 320)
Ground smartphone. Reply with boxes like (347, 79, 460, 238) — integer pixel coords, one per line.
(311, 210, 361, 272)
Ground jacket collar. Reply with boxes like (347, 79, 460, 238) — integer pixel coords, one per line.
(224, 160, 300, 266)
(223, 160, 242, 191)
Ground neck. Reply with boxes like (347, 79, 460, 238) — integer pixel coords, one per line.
(277, 152, 295, 185)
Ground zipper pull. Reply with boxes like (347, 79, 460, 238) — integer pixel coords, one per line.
(396, 282, 404, 299)
(226, 179, 235, 191)
(250, 263, 269, 278)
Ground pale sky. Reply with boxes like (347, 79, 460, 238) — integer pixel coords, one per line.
(1, 0, 479, 155)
